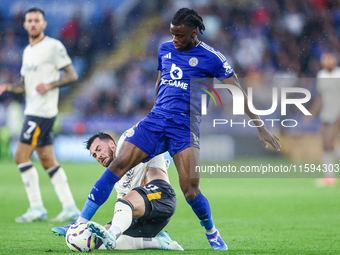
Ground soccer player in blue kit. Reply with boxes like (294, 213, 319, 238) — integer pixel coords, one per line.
(80, 8, 281, 251)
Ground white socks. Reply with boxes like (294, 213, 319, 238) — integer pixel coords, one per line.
(48, 166, 76, 209)
(76, 216, 89, 223)
(322, 151, 336, 178)
(109, 200, 133, 239)
(96, 199, 160, 250)
(142, 237, 159, 249)
(116, 236, 143, 250)
(98, 236, 159, 250)
(18, 163, 77, 211)
(18, 162, 43, 207)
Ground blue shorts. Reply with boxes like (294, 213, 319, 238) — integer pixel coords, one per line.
(125, 111, 200, 161)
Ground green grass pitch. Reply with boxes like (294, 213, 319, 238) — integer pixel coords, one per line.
(0, 157, 339, 254)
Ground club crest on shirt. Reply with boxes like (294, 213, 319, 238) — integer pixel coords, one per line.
(189, 57, 198, 67)
(125, 129, 135, 137)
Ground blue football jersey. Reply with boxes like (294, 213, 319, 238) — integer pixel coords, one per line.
(153, 41, 234, 117)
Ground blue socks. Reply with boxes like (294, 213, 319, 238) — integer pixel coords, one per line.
(186, 192, 214, 230)
(80, 169, 120, 221)
(88, 169, 120, 206)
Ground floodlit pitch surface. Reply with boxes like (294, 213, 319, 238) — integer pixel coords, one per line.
(0, 158, 339, 254)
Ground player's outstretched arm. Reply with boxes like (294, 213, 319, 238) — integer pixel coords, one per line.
(0, 76, 25, 95)
(257, 126, 281, 151)
(222, 74, 281, 151)
(36, 64, 78, 95)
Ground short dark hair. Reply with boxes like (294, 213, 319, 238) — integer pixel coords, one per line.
(85, 132, 116, 150)
(171, 8, 205, 34)
(25, 8, 45, 19)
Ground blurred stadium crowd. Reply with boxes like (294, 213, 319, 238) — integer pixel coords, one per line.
(0, 0, 339, 134)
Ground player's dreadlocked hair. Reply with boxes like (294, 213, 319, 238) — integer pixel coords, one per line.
(85, 132, 116, 150)
(171, 8, 205, 34)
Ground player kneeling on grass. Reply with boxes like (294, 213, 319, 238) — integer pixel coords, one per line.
(52, 128, 183, 250)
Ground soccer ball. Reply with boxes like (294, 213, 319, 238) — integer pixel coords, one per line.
(65, 222, 96, 252)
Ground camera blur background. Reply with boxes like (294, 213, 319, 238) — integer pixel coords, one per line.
(0, 1, 340, 254)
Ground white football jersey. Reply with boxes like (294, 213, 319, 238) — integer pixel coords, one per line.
(114, 128, 169, 199)
(20, 36, 72, 118)
(316, 66, 340, 123)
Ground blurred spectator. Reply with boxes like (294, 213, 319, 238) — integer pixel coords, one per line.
(1, 0, 340, 128)
(95, 8, 116, 50)
(282, 1, 305, 36)
(10, 9, 26, 45)
(60, 12, 82, 56)
(1, 30, 22, 73)
(69, 0, 340, 118)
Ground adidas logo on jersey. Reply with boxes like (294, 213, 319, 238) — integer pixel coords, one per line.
(164, 52, 171, 59)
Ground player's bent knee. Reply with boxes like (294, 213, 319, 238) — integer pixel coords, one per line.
(115, 199, 134, 213)
(180, 181, 200, 201)
(184, 192, 197, 201)
(14, 154, 21, 165)
(182, 188, 200, 201)
(40, 161, 56, 171)
(14, 153, 28, 165)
